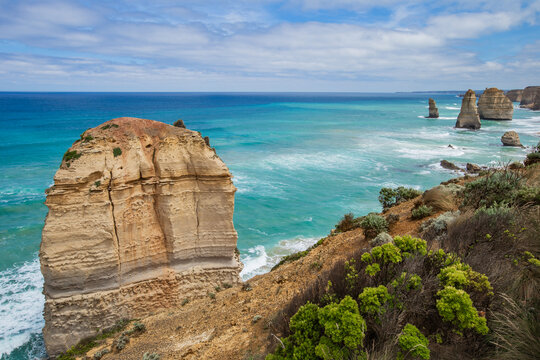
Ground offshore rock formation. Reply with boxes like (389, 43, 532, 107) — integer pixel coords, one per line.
(40, 117, 242, 356)
(427, 98, 439, 118)
(505, 89, 523, 102)
(501, 131, 523, 147)
(477, 88, 513, 120)
(455, 89, 481, 129)
(520, 86, 540, 110)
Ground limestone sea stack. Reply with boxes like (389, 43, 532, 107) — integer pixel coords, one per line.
(520, 86, 540, 110)
(427, 98, 439, 118)
(477, 88, 513, 120)
(501, 131, 523, 147)
(505, 89, 523, 102)
(455, 89, 481, 129)
(40, 117, 242, 356)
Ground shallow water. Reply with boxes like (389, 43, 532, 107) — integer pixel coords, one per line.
(0, 92, 538, 358)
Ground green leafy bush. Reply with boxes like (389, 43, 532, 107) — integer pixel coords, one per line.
(391, 272, 422, 291)
(436, 286, 489, 335)
(113, 147, 122, 157)
(379, 187, 422, 210)
(393, 235, 427, 258)
(357, 285, 393, 317)
(101, 123, 119, 130)
(360, 214, 388, 239)
(462, 171, 522, 208)
(93, 348, 110, 360)
(142, 352, 161, 360)
(335, 213, 360, 233)
(438, 262, 493, 294)
(266, 297, 366, 360)
(411, 205, 433, 220)
(515, 187, 540, 206)
(63, 150, 82, 163)
(397, 324, 430, 360)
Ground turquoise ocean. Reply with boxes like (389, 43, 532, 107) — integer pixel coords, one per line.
(0, 92, 538, 359)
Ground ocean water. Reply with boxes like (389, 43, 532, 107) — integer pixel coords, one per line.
(0, 92, 538, 359)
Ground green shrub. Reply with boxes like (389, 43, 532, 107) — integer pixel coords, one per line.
(436, 286, 489, 335)
(411, 205, 433, 220)
(344, 259, 359, 290)
(360, 214, 388, 239)
(266, 297, 366, 360)
(474, 203, 513, 218)
(515, 187, 540, 206)
(115, 333, 129, 350)
(113, 147, 122, 157)
(391, 272, 422, 291)
(63, 150, 81, 163)
(357, 285, 393, 317)
(397, 324, 430, 360)
(101, 123, 119, 130)
(379, 187, 422, 210)
(393, 235, 427, 258)
(57, 341, 97, 360)
(364, 243, 403, 265)
(83, 135, 94, 143)
(438, 262, 493, 294)
(93, 348, 110, 360)
(462, 171, 522, 208)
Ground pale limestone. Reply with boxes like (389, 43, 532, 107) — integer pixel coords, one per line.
(478, 88, 513, 120)
(455, 89, 481, 129)
(40, 117, 242, 357)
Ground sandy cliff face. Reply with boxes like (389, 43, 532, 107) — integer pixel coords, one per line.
(477, 87, 513, 120)
(455, 89, 481, 129)
(505, 89, 523, 102)
(40, 117, 242, 357)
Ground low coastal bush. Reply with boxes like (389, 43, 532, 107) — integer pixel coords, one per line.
(272, 238, 326, 270)
(379, 187, 422, 210)
(360, 214, 388, 239)
(397, 324, 430, 360)
(63, 150, 81, 163)
(142, 353, 161, 360)
(411, 205, 432, 220)
(462, 170, 522, 208)
(334, 212, 360, 233)
(101, 123, 119, 130)
(113, 147, 122, 157)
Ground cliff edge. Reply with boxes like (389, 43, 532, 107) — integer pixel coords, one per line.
(40, 117, 242, 357)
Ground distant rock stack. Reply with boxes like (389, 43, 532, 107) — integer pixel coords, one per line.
(477, 88, 513, 120)
(505, 89, 523, 102)
(40, 117, 242, 356)
(455, 89, 481, 129)
(520, 86, 540, 111)
(427, 98, 439, 118)
(501, 131, 523, 147)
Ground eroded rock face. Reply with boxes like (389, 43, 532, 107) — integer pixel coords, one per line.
(505, 89, 523, 102)
(455, 89, 481, 129)
(477, 88, 513, 120)
(427, 98, 439, 118)
(520, 86, 540, 109)
(40, 117, 242, 357)
(501, 131, 523, 147)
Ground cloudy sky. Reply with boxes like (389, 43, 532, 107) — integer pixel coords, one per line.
(0, 0, 539, 91)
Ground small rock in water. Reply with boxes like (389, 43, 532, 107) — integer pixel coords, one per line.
(440, 160, 460, 171)
(447, 144, 455, 149)
(501, 131, 523, 147)
(466, 163, 481, 173)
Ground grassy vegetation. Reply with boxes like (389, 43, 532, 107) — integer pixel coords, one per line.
(412, 205, 433, 220)
(63, 150, 81, 163)
(272, 238, 326, 271)
(113, 147, 122, 157)
(379, 186, 423, 210)
(101, 123, 119, 130)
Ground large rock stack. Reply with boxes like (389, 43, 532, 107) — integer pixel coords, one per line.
(427, 98, 439, 118)
(455, 89, 481, 129)
(520, 86, 540, 111)
(505, 89, 523, 102)
(477, 88, 513, 120)
(40, 117, 242, 356)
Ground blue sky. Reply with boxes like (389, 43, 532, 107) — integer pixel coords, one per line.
(0, 0, 538, 91)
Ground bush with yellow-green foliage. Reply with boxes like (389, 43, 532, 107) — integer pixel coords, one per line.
(397, 324, 430, 360)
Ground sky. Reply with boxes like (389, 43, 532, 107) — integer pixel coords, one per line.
(0, 0, 539, 92)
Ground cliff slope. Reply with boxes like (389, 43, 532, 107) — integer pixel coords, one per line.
(40, 117, 242, 357)
(477, 87, 513, 120)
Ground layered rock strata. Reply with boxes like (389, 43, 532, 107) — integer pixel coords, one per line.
(505, 89, 523, 102)
(427, 98, 439, 118)
(520, 86, 540, 110)
(477, 88, 513, 120)
(40, 117, 242, 357)
(455, 89, 481, 129)
(501, 131, 523, 147)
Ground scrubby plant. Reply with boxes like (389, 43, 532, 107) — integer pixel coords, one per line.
(360, 214, 388, 239)
(462, 171, 522, 208)
(208, 292, 216, 299)
(345, 259, 359, 290)
(83, 135, 94, 143)
(393, 235, 427, 258)
(357, 286, 393, 317)
(181, 298, 189, 306)
(411, 205, 432, 220)
(222, 282, 233, 289)
(93, 348, 110, 360)
(435, 286, 488, 335)
(391, 272, 422, 291)
(101, 123, 119, 130)
(379, 187, 422, 210)
(266, 297, 366, 360)
(113, 147, 122, 157)
(438, 262, 493, 294)
(115, 333, 130, 350)
(142, 352, 161, 360)
(515, 186, 540, 206)
(397, 324, 430, 360)
(335, 213, 360, 233)
(63, 150, 81, 163)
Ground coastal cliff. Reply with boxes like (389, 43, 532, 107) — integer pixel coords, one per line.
(505, 89, 523, 102)
(520, 86, 540, 110)
(477, 87, 513, 120)
(455, 89, 481, 129)
(40, 117, 242, 356)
